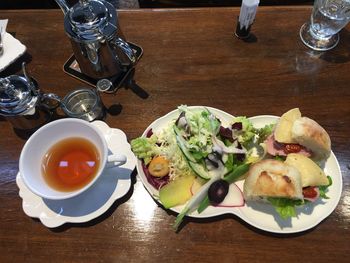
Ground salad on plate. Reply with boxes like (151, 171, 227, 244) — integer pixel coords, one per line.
(131, 105, 273, 229)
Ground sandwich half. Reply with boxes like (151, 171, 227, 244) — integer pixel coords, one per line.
(244, 159, 303, 201)
(266, 108, 331, 161)
(243, 155, 332, 219)
(285, 153, 330, 202)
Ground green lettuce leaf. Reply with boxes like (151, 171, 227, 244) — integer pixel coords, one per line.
(130, 135, 158, 165)
(267, 176, 332, 219)
(319, 176, 332, 199)
(274, 155, 286, 161)
(267, 197, 304, 220)
(177, 105, 217, 157)
(232, 116, 255, 145)
(255, 123, 275, 144)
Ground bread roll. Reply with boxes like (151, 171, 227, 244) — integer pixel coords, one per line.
(285, 153, 329, 187)
(274, 108, 301, 143)
(292, 117, 331, 161)
(243, 159, 303, 201)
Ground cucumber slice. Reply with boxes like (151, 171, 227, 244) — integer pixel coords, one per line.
(176, 135, 197, 163)
(173, 124, 216, 180)
(188, 161, 211, 180)
(173, 124, 184, 138)
(173, 125, 197, 163)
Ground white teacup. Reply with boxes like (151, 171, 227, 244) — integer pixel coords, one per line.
(19, 118, 127, 200)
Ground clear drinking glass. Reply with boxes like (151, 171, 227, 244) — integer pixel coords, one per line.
(300, 0, 350, 51)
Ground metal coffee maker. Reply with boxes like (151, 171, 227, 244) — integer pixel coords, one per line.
(0, 63, 60, 131)
(55, 0, 137, 79)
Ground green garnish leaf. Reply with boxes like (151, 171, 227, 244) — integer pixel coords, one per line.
(319, 176, 332, 199)
(274, 155, 286, 161)
(267, 197, 304, 220)
(255, 123, 275, 144)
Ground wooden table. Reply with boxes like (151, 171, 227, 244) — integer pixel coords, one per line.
(1, 6, 349, 262)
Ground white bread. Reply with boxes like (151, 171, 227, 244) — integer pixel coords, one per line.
(292, 117, 331, 161)
(274, 108, 301, 143)
(285, 153, 329, 187)
(274, 108, 331, 161)
(243, 159, 303, 201)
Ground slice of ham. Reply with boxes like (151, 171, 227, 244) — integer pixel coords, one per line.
(265, 134, 312, 157)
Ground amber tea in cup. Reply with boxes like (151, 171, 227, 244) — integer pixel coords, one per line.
(42, 137, 100, 192)
(20, 118, 127, 200)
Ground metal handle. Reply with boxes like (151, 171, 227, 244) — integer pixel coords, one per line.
(79, 0, 89, 6)
(0, 78, 20, 102)
(55, 0, 70, 15)
(112, 37, 137, 66)
(41, 93, 61, 111)
(0, 78, 11, 92)
(22, 62, 38, 95)
(106, 22, 137, 67)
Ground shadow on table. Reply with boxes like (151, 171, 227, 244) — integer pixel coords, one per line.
(172, 211, 319, 238)
(167, 198, 326, 237)
(294, 29, 350, 76)
(295, 28, 350, 71)
(319, 28, 350, 64)
(241, 33, 258, 44)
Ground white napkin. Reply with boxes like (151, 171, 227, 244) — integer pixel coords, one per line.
(0, 19, 8, 33)
(0, 19, 8, 55)
(0, 19, 27, 72)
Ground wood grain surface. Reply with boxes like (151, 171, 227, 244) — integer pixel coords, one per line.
(0, 6, 349, 263)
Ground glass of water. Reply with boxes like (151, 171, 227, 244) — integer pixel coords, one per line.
(300, 0, 350, 51)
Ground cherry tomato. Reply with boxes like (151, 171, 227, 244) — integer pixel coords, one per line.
(303, 186, 318, 199)
(284, 144, 302, 154)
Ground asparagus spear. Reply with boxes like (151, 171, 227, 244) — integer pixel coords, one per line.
(173, 163, 250, 230)
(173, 173, 221, 231)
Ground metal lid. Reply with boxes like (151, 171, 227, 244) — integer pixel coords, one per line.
(0, 75, 37, 115)
(96, 78, 113, 92)
(67, 0, 117, 41)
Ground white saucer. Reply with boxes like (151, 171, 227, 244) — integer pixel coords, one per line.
(0, 32, 26, 72)
(16, 121, 136, 228)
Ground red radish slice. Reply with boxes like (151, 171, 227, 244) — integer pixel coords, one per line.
(190, 178, 206, 196)
(216, 183, 245, 207)
(190, 181, 196, 196)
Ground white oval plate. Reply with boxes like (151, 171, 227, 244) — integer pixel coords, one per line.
(136, 106, 343, 234)
(16, 121, 136, 228)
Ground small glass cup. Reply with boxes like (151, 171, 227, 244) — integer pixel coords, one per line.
(300, 0, 350, 51)
(61, 88, 104, 122)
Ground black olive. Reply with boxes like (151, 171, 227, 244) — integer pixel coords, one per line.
(208, 179, 229, 205)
